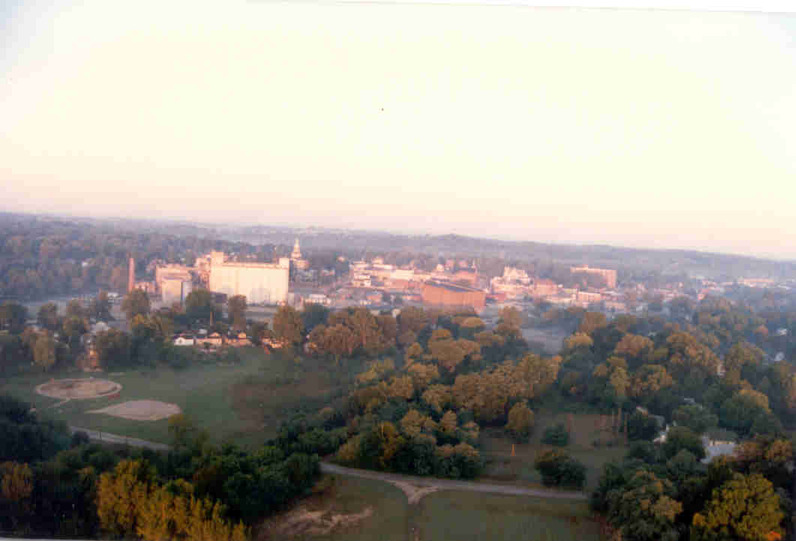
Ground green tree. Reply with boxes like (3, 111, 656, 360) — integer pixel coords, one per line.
(673, 405, 718, 434)
(301, 303, 330, 333)
(121, 289, 150, 321)
(534, 449, 586, 489)
(692, 474, 783, 541)
(227, 295, 247, 331)
(627, 411, 661, 441)
(184, 289, 219, 323)
(662, 426, 705, 460)
(37, 303, 60, 331)
(0, 302, 28, 334)
(94, 328, 132, 369)
(89, 291, 113, 321)
(542, 423, 570, 447)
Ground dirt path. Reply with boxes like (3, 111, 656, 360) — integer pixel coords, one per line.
(320, 463, 587, 502)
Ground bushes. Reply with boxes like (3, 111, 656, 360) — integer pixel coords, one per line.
(334, 424, 482, 479)
(542, 423, 570, 447)
(534, 449, 586, 490)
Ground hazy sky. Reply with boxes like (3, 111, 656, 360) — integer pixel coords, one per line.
(2, 1, 795, 259)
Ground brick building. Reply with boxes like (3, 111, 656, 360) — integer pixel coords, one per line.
(421, 281, 486, 312)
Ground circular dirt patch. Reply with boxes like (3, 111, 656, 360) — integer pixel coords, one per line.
(88, 400, 181, 421)
(36, 378, 122, 400)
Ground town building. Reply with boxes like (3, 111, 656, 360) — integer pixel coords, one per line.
(290, 238, 310, 270)
(421, 281, 486, 312)
(570, 265, 618, 289)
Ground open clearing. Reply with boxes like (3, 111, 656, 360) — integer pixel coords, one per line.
(88, 400, 181, 421)
(258, 475, 602, 541)
(1, 349, 359, 447)
(480, 410, 627, 490)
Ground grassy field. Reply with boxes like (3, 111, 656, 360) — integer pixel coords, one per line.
(480, 410, 627, 490)
(414, 490, 602, 541)
(257, 475, 603, 541)
(0, 348, 356, 447)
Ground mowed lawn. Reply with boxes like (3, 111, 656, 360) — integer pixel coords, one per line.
(414, 491, 602, 541)
(258, 475, 603, 541)
(480, 410, 627, 490)
(0, 349, 352, 447)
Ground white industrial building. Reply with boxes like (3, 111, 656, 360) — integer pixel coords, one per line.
(207, 251, 289, 305)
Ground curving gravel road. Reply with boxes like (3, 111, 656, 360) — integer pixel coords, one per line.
(69, 426, 586, 501)
(321, 462, 588, 501)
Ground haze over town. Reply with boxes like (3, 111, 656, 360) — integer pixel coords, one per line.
(2, 1, 796, 259)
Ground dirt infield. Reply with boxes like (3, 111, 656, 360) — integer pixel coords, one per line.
(36, 378, 122, 400)
(88, 400, 182, 421)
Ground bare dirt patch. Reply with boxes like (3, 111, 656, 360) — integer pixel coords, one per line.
(88, 400, 181, 421)
(262, 505, 374, 538)
(258, 476, 379, 540)
(36, 378, 121, 400)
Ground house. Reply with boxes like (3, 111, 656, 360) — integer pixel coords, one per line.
(196, 332, 223, 348)
(262, 337, 288, 351)
(227, 332, 251, 347)
(701, 430, 737, 464)
(173, 335, 195, 347)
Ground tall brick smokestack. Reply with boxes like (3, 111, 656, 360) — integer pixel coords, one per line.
(128, 256, 135, 293)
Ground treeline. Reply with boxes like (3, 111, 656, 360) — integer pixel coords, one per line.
(536, 295, 796, 539)
(0, 395, 319, 540)
(556, 297, 796, 432)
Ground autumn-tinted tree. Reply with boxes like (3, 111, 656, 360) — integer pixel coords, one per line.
(273, 306, 305, 346)
(505, 402, 534, 442)
(227, 295, 247, 331)
(65, 299, 86, 320)
(33, 333, 57, 371)
(692, 474, 783, 541)
(607, 470, 682, 541)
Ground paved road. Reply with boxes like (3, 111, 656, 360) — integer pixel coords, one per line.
(321, 463, 588, 501)
(69, 426, 170, 451)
